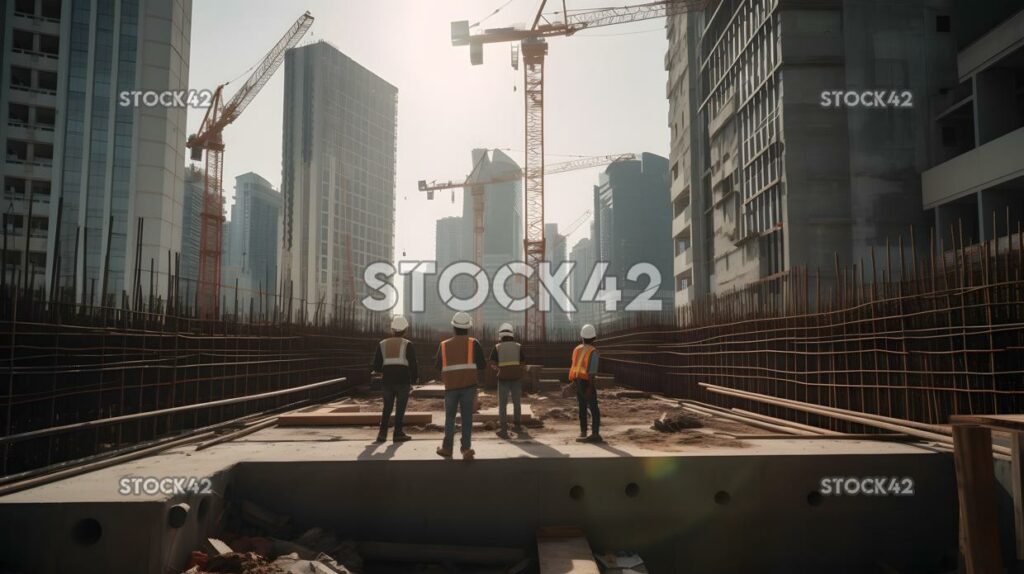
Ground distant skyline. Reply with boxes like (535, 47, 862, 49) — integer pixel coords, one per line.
(186, 0, 670, 268)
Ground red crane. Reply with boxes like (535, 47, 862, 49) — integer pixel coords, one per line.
(451, 0, 705, 340)
(187, 11, 314, 318)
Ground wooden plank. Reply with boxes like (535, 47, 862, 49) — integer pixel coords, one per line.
(537, 528, 599, 574)
(277, 412, 432, 426)
(328, 405, 360, 413)
(457, 405, 534, 422)
(951, 425, 1003, 573)
(1012, 432, 1024, 560)
(951, 414, 1024, 432)
(410, 384, 446, 398)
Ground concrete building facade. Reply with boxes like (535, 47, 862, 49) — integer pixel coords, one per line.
(667, 0, 957, 302)
(280, 41, 397, 320)
(923, 3, 1024, 244)
(2, 0, 192, 303)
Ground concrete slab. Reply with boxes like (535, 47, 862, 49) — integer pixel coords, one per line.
(276, 412, 433, 426)
(458, 405, 535, 422)
(538, 530, 599, 574)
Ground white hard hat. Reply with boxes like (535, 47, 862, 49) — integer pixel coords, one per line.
(451, 311, 473, 329)
(390, 315, 409, 332)
(498, 323, 514, 336)
(580, 324, 597, 339)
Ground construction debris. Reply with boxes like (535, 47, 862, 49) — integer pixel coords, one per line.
(652, 412, 703, 433)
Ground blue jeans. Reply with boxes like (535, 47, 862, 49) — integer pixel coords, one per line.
(575, 380, 600, 435)
(497, 380, 522, 432)
(443, 386, 477, 451)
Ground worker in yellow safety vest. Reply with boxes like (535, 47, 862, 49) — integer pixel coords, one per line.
(434, 311, 486, 460)
(370, 315, 418, 443)
(569, 323, 603, 443)
(489, 323, 527, 439)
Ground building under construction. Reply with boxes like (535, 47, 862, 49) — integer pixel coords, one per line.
(2, 0, 1024, 572)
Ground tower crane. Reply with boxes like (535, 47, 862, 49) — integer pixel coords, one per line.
(451, 0, 706, 340)
(419, 153, 633, 329)
(187, 11, 314, 318)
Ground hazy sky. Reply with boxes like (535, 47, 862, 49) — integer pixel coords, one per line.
(187, 0, 670, 265)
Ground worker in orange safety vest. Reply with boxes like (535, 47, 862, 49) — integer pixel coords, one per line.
(570, 323, 602, 443)
(434, 311, 486, 460)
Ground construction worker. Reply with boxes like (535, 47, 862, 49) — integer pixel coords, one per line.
(370, 315, 418, 443)
(435, 311, 486, 460)
(570, 323, 603, 443)
(490, 323, 527, 438)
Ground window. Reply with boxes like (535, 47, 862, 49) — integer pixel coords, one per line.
(10, 67, 31, 89)
(7, 140, 29, 162)
(40, 0, 60, 19)
(38, 34, 59, 57)
(35, 107, 55, 128)
(35, 143, 53, 161)
(4, 177, 27, 196)
(9, 104, 30, 126)
(31, 180, 51, 196)
(936, 15, 951, 33)
(15, 0, 35, 15)
(37, 71, 57, 92)
(12, 30, 34, 52)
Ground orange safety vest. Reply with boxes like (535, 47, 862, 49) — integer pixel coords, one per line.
(440, 336, 478, 390)
(569, 344, 596, 382)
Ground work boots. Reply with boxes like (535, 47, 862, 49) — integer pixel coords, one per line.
(393, 431, 411, 442)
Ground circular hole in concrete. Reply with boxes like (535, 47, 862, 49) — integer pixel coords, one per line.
(714, 490, 730, 505)
(625, 483, 640, 498)
(807, 491, 823, 507)
(167, 503, 190, 528)
(197, 497, 210, 521)
(569, 485, 585, 500)
(73, 518, 102, 546)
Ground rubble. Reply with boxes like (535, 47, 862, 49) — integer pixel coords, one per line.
(651, 412, 703, 433)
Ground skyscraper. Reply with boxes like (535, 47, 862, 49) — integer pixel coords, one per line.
(592, 152, 673, 325)
(180, 165, 204, 290)
(666, 0, 957, 301)
(2, 0, 192, 304)
(280, 41, 397, 321)
(221, 172, 281, 309)
(460, 148, 522, 329)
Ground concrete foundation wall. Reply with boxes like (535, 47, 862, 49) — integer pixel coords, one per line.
(0, 451, 961, 573)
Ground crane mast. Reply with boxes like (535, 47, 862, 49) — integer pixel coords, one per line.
(451, 0, 705, 340)
(187, 12, 314, 318)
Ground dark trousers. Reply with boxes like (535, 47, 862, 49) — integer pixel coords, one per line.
(497, 379, 522, 432)
(379, 383, 411, 437)
(575, 380, 600, 435)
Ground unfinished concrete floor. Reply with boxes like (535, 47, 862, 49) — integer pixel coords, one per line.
(0, 386, 961, 574)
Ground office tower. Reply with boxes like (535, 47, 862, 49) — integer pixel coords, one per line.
(280, 41, 397, 321)
(666, 0, 957, 301)
(924, 2, 1024, 244)
(460, 148, 522, 329)
(592, 152, 674, 324)
(224, 173, 281, 294)
(1, 0, 191, 302)
(569, 234, 597, 328)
